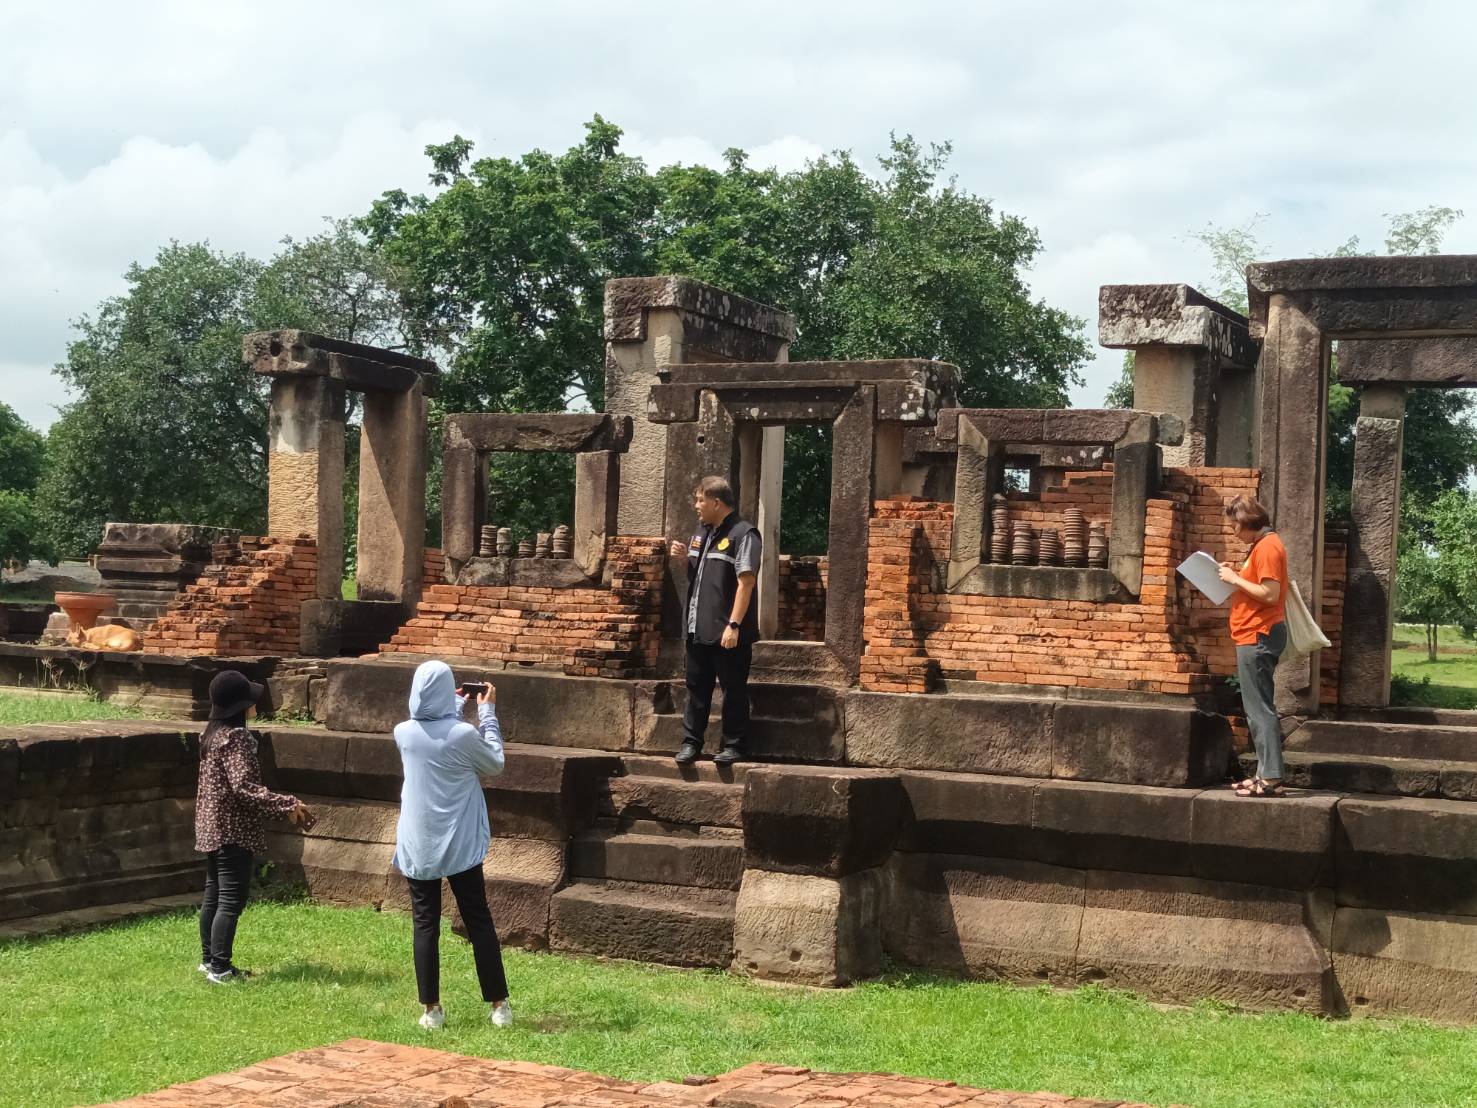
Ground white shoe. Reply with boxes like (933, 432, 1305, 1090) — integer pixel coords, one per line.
(197, 962, 210, 974)
(418, 1006, 445, 1030)
(490, 1001, 513, 1028)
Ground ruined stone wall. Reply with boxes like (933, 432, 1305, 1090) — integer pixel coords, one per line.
(776, 555, 828, 642)
(381, 537, 664, 678)
(143, 536, 317, 657)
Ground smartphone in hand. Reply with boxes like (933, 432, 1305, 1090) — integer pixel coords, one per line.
(459, 682, 490, 697)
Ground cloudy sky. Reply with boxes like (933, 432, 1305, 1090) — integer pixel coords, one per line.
(4, 0, 1476, 430)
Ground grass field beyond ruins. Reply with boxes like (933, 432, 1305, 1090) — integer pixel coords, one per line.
(1390, 623, 1477, 710)
(2, 901, 1475, 1108)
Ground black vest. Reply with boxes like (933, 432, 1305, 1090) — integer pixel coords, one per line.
(687, 513, 760, 646)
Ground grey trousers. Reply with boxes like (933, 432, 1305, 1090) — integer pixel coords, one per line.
(1236, 621, 1288, 781)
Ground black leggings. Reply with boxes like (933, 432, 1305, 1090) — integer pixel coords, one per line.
(199, 845, 253, 972)
(406, 864, 509, 1006)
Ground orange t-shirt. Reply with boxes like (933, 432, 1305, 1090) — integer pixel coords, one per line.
(1228, 531, 1288, 645)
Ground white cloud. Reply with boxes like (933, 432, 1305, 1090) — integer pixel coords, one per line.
(4, 0, 1477, 432)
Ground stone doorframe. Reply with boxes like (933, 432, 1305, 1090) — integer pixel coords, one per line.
(937, 408, 1182, 602)
(440, 413, 633, 583)
(1246, 255, 1477, 712)
(648, 359, 957, 682)
(246, 330, 439, 653)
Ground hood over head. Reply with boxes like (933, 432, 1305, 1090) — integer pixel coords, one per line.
(408, 660, 460, 722)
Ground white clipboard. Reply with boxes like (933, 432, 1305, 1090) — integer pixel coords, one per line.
(1175, 551, 1235, 604)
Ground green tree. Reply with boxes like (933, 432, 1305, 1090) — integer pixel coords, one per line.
(1398, 490, 1477, 658)
(36, 223, 402, 558)
(1102, 352, 1135, 409)
(367, 122, 1090, 552)
(0, 402, 46, 496)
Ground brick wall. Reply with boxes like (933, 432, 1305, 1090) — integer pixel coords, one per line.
(381, 537, 664, 678)
(143, 536, 317, 657)
(777, 555, 828, 641)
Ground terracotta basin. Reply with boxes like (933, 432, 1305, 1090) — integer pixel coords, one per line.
(54, 591, 116, 632)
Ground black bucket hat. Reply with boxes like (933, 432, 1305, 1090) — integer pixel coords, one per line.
(208, 670, 265, 720)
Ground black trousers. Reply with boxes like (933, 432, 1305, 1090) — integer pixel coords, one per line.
(681, 638, 752, 748)
(405, 864, 509, 1006)
(199, 844, 253, 972)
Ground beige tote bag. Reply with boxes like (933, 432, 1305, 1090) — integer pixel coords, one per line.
(1285, 579, 1332, 656)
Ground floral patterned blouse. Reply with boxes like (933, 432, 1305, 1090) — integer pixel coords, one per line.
(194, 727, 297, 854)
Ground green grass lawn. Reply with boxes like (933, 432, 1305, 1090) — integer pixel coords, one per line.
(2, 901, 1476, 1108)
(0, 690, 156, 727)
(1390, 624, 1477, 710)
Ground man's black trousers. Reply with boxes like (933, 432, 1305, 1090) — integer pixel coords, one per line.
(405, 864, 509, 1005)
(681, 638, 752, 749)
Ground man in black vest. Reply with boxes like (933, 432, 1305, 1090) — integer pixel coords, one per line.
(667, 476, 761, 766)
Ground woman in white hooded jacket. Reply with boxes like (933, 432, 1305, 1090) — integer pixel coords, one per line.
(393, 659, 512, 1029)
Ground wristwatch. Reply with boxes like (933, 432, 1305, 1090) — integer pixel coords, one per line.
(727, 620, 740, 629)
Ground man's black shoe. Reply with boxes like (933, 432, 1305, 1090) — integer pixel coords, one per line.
(713, 743, 744, 766)
(674, 740, 702, 765)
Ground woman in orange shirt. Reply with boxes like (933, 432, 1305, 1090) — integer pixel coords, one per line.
(1218, 495, 1289, 798)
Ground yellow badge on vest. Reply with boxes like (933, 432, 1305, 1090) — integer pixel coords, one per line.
(717, 538, 730, 551)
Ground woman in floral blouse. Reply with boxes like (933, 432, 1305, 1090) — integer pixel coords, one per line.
(195, 670, 313, 983)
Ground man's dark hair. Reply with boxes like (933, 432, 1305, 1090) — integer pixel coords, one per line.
(695, 476, 735, 507)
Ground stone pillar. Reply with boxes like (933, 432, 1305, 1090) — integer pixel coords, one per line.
(267, 375, 346, 600)
(1340, 386, 1406, 709)
(573, 450, 619, 578)
(1131, 347, 1213, 467)
(1257, 294, 1329, 715)
(756, 426, 785, 640)
(825, 387, 877, 681)
(356, 381, 427, 608)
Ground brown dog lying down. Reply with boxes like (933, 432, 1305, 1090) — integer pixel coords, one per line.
(67, 624, 143, 651)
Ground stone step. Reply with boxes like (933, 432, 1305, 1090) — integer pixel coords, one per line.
(599, 772, 744, 827)
(549, 879, 735, 968)
(1241, 749, 1477, 801)
(0, 864, 201, 923)
(619, 752, 754, 784)
(0, 892, 199, 940)
(1287, 719, 1477, 762)
(569, 822, 744, 890)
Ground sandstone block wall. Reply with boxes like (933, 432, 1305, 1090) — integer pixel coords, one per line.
(143, 536, 317, 657)
(381, 537, 664, 678)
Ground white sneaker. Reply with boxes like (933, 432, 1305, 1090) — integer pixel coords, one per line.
(490, 1001, 513, 1028)
(418, 1006, 445, 1030)
(197, 962, 210, 974)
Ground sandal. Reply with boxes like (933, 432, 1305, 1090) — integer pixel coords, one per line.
(1234, 777, 1285, 798)
(1230, 776, 1257, 791)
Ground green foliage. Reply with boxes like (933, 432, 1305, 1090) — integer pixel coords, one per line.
(0, 489, 45, 566)
(1397, 490, 1477, 660)
(0, 691, 155, 726)
(367, 121, 1090, 553)
(1102, 352, 1135, 409)
(0, 402, 46, 496)
(36, 223, 402, 559)
(6, 902, 1477, 1108)
(1384, 205, 1464, 256)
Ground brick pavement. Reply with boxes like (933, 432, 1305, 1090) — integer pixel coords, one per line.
(102, 1039, 1161, 1107)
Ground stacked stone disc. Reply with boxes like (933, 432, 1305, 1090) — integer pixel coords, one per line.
(1087, 524, 1109, 568)
(517, 538, 534, 558)
(989, 496, 1011, 563)
(1062, 508, 1087, 567)
(495, 527, 513, 557)
(1038, 527, 1062, 566)
(1011, 525, 1036, 566)
(551, 524, 572, 559)
(535, 532, 552, 558)
(478, 524, 498, 557)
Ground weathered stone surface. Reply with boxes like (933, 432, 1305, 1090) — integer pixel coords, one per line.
(1031, 780, 1195, 874)
(1077, 871, 1333, 1012)
(844, 691, 1053, 777)
(824, 386, 876, 681)
(1331, 906, 1477, 1022)
(246, 329, 439, 393)
(444, 412, 633, 454)
(1246, 255, 1477, 337)
(947, 564, 1130, 602)
(1099, 283, 1258, 367)
(266, 832, 396, 908)
(1288, 718, 1477, 761)
(742, 765, 904, 877)
(599, 774, 744, 828)
(357, 383, 427, 608)
(453, 557, 596, 589)
(884, 853, 1085, 985)
(1052, 702, 1230, 788)
(897, 771, 1037, 860)
(604, 276, 795, 346)
(732, 867, 884, 986)
(936, 408, 1045, 445)
(485, 746, 620, 840)
(300, 599, 405, 657)
(259, 728, 351, 797)
(1191, 788, 1337, 889)
(1335, 796, 1477, 915)
(1338, 336, 1477, 386)
(549, 879, 735, 968)
(569, 824, 743, 890)
(341, 731, 404, 802)
(1342, 401, 1405, 709)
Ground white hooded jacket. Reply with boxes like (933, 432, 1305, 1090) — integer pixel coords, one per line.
(391, 660, 505, 880)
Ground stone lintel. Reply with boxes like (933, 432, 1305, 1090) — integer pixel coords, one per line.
(603, 276, 796, 344)
(444, 412, 633, 454)
(245, 330, 440, 395)
(661, 358, 956, 389)
(1099, 283, 1257, 366)
(1246, 255, 1477, 338)
(455, 556, 599, 590)
(650, 375, 952, 427)
(938, 408, 1178, 447)
(949, 564, 1131, 602)
(1337, 337, 1477, 386)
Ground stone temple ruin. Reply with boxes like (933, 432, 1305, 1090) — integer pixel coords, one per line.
(3, 261, 1477, 1022)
